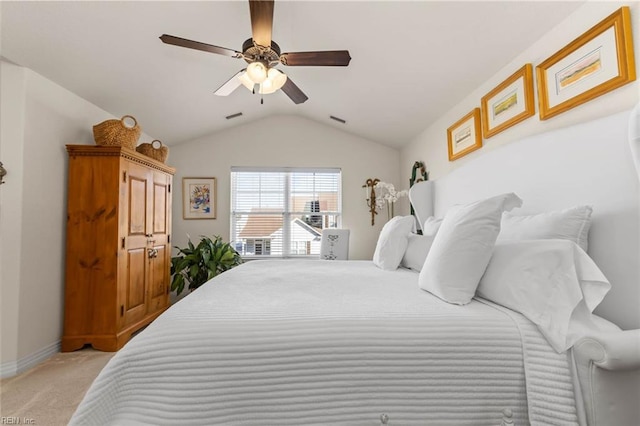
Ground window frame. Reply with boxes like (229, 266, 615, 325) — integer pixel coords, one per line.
(230, 167, 342, 260)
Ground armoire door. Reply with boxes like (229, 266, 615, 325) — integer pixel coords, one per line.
(147, 170, 172, 313)
(122, 161, 151, 327)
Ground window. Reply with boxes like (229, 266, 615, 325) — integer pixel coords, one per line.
(231, 167, 342, 258)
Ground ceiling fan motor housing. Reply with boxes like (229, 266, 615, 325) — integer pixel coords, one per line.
(242, 38, 281, 67)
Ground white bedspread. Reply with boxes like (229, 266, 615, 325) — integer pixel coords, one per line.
(70, 260, 580, 425)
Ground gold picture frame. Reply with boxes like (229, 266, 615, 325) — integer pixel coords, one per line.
(481, 64, 535, 138)
(447, 108, 482, 161)
(536, 6, 636, 120)
(182, 177, 217, 220)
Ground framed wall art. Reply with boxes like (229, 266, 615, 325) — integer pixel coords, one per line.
(481, 64, 535, 138)
(183, 177, 217, 219)
(536, 6, 636, 120)
(447, 108, 482, 161)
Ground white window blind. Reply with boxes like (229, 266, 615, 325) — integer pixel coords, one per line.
(231, 167, 342, 258)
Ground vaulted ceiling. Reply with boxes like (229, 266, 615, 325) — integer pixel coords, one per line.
(1, 1, 584, 148)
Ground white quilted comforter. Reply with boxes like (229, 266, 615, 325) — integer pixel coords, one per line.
(71, 260, 581, 425)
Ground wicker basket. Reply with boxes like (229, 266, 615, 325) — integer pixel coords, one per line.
(136, 140, 169, 163)
(93, 115, 141, 149)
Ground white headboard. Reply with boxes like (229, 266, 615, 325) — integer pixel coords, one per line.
(410, 108, 640, 330)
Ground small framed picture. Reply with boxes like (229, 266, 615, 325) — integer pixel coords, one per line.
(481, 64, 535, 138)
(182, 177, 217, 220)
(536, 6, 636, 120)
(447, 108, 482, 161)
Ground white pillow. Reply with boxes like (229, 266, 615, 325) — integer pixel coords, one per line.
(373, 216, 415, 271)
(477, 239, 612, 352)
(422, 216, 442, 237)
(418, 193, 522, 304)
(497, 205, 593, 251)
(401, 233, 436, 271)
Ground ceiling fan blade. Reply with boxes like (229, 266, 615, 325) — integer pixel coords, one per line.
(249, 0, 274, 48)
(281, 78, 308, 104)
(214, 70, 246, 96)
(160, 34, 242, 58)
(280, 50, 351, 66)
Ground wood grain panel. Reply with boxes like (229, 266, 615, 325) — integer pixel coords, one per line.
(128, 176, 147, 235)
(63, 152, 120, 340)
(153, 182, 167, 235)
(126, 248, 146, 309)
(147, 245, 169, 314)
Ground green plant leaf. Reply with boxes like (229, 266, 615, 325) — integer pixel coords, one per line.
(189, 264, 200, 279)
(221, 250, 234, 262)
(177, 258, 190, 273)
(171, 273, 185, 295)
(170, 235, 242, 294)
(206, 259, 217, 271)
(202, 248, 211, 264)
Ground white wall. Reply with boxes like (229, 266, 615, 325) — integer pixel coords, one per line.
(0, 61, 27, 374)
(0, 61, 155, 377)
(401, 2, 640, 181)
(169, 115, 401, 261)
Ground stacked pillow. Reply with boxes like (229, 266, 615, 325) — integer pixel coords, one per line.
(497, 205, 593, 251)
(400, 233, 435, 271)
(417, 192, 522, 305)
(372, 195, 597, 304)
(372, 216, 416, 270)
(400, 217, 442, 271)
(373, 193, 522, 287)
(370, 193, 606, 352)
(476, 239, 612, 352)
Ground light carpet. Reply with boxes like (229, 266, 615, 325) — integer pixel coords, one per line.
(0, 348, 114, 425)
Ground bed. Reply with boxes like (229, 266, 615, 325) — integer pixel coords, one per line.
(70, 106, 640, 425)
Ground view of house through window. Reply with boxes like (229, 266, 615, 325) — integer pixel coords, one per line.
(231, 167, 342, 258)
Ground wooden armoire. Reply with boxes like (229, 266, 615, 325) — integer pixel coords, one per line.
(62, 145, 175, 352)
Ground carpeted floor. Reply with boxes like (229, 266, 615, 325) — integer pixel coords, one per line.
(0, 348, 114, 425)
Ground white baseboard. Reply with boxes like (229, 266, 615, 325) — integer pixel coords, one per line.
(0, 340, 60, 379)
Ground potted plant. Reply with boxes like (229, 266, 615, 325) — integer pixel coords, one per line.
(170, 235, 243, 295)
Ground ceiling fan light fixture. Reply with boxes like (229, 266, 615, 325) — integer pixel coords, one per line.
(246, 61, 268, 84)
(259, 68, 288, 94)
(237, 70, 255, 91)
